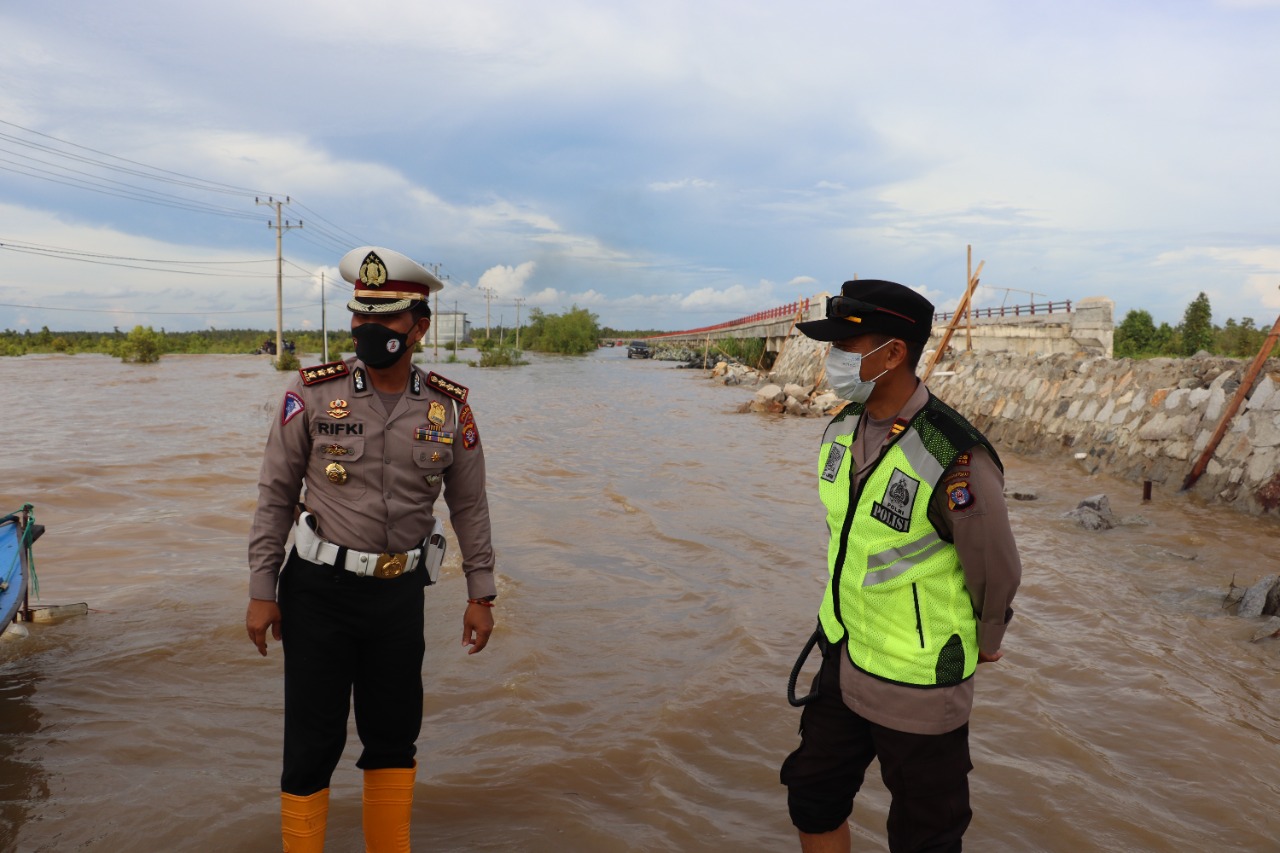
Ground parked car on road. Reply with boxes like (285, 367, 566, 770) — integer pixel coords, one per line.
(627, 340, 652, 359)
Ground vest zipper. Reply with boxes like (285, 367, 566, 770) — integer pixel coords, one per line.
(910, 582, 925, 648)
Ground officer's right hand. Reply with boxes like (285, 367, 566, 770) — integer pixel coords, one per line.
(246, 599, 283, 657)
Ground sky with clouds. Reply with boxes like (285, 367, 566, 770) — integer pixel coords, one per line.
(1, 0, 1278, 334)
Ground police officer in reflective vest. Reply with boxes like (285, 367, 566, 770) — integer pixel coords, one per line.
(246, 246, 497, 852)
(780, 280, 1021, 853)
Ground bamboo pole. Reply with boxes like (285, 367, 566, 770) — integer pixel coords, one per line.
(964, 245, 973, 351)
(921, 260, 984, 382)
(1182, 302, 1280, 491)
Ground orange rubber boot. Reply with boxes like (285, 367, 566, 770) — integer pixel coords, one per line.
(281, 789, 329, 852)
(362, 765, 416, 852)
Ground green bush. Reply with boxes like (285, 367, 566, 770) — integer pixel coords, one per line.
(472, 346, 527, 367)
(117, 326, 164, 363)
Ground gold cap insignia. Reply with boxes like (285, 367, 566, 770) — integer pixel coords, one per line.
(359, 251, 388, 289)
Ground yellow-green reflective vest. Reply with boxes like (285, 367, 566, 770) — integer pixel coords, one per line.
(816, 395, 999, 687)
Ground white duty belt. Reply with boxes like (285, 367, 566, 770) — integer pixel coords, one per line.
(293, 511, 444, 582)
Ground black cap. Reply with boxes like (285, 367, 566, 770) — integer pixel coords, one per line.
(796, 279, 935, 344)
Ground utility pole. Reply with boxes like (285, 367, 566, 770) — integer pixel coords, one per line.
(256, 196, 302, 366)
(514, 296, 525, 351)
(321, 271, 328, 362)
(453, 299, 459, 353)
(480, 286, 496, 339)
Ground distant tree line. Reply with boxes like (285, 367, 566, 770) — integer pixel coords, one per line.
(1115, 292, 1279, 359)
(0, 325, 349, 359)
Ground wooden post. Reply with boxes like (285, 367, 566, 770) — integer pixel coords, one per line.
(964, 245, 973, 351)
(921, 260, 984, 382)
(1182, 303, 1280, 491)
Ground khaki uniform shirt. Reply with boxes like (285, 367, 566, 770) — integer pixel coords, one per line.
(837, 381, 1021, 735)
(248, 358, 496, 602)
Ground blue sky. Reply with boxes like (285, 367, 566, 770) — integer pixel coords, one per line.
(1, 0, 1278, 334)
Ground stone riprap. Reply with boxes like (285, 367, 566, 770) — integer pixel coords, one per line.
(707, 341, 1280, 516)
(929, 351, 1280, 516)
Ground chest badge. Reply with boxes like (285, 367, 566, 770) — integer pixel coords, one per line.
(431, 451, 442, 462)
(425, 474, 442, 485)
(325, 462, 348, 485)
(428, 401, 446, 427)
(870, 468, 920, 533)
(328, 400, 351, 419)
(323, 444, 349, 456)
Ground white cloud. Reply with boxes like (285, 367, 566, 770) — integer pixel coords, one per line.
(477, 261, 537, 298)
(648, 178, 716, 193)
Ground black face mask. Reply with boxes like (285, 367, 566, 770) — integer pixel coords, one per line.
(352, 322, 411, 369)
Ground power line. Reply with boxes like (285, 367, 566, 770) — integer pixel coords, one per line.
(0, 119, 275, 196)
(0, 301, 324, 316)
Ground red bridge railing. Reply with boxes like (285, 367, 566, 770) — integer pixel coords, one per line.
(650, 298, 812, 338)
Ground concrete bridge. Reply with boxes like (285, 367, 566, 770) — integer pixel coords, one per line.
(650, 293, 1115, 359)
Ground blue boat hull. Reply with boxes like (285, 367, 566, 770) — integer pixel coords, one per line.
(0, 515, 29, 628)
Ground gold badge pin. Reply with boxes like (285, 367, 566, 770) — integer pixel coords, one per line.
(324, 444, 349, 456)
(431, 451, 442, 462)
(428, 401, 446, 427)
(360, 251, 388, 288)
(325, 462, 348, 484)
(328, 400, 351, 419)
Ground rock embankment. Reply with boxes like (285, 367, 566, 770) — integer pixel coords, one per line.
(698, 341, 1280, 516)
(929, 351, 1280, 515)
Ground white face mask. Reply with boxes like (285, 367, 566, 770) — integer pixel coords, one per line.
(825, 339, 891, 404)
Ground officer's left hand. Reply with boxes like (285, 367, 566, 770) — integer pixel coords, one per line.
(462, 603, 494, 654)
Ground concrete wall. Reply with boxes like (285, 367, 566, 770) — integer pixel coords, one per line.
(929, 351, 1280, 515)
(928, 296, 1114, 358)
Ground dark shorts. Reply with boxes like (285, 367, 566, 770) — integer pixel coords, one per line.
(278, 550, 428, 795)
(780, 637, 973, 852)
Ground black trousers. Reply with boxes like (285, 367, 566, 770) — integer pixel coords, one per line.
(780, 638, 973, 853)
(278, 551, 428, 796)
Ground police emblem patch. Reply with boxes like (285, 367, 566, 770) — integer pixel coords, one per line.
(871, 469, 920, 533)
(282, 391, 305, 426)
(947, 481, 975, 511)
(459, 404, 479, 449)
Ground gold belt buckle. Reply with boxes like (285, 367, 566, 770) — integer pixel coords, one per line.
(373, 552, 407, 579)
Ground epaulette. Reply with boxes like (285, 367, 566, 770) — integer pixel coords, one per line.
(299, 360, 350, 386)
(427, 372, 469, 403)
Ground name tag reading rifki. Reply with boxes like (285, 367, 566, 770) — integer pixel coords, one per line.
(821, 444, 847, 483)
(317, 422, 364, 435)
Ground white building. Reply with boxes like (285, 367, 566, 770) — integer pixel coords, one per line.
(431, 311, 471, 345)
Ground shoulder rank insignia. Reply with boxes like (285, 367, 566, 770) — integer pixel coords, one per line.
(300, 360, 350, 386)
(427, 372, 469, 403)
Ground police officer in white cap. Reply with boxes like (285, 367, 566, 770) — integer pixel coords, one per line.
(246, 247, 497, 852)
